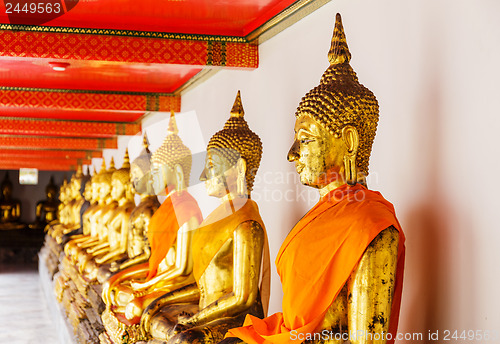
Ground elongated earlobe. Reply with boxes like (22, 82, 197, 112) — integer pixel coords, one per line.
(342, 126, 359, 185)
(175, 164, 185, 191)
(236, 158, 247, 196)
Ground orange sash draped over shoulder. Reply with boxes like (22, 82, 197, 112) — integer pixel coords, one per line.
(227, 184, 405, 344)
(146, 191, 202, 280)
(192, 198, 271, 314)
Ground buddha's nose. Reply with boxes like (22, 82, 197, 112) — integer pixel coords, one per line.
(287, 140, 300, 162)
(199, 168, 207, 182)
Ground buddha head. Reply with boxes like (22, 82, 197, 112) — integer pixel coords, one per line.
(150, 111, 192, 195)
(89, 165, 101, 202)
(111, 149, 133, 201)
(99, 157, 116, 201)
(59, 177, 68, 203)
(46, 176, 58, 201)
(200, 91, 263, 198)
(1, 172, 13, 200)
(287, 14, 379, 188)
(69, 165, 85, 200)
(83, 178, 93, 203)
(130, 133, 154, 195)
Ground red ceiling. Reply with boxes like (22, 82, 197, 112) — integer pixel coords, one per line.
(0, 0, 308, 171)
(0, 0, 298, 36)
(0, 58, 202, 93)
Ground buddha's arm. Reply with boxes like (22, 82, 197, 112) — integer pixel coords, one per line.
(62, 224, 80, 234)
(87, 241, 109, 253)
(35, 202, 43, 220)
(348, 226, 399, 344)
(130, 216, 199, 291)
(182, 221, 264, 326)
(118, 248, 150, 270)
(88, 244, 110, 257)
(140, 282, 200, 334)
(102, 262, 150, 305)
(14, 204, 20, 219)
(95, 217, 127, 264)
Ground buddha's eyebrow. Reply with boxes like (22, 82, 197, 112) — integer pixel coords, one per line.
(297, 127, 319, 138)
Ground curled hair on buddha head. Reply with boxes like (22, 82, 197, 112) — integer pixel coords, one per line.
(151, 111, 192, 186)
(46, 176, 58, 197)
(132, 132, 152, 176)
(207, 90, 263, 192)
(72, 165, 89, 195)
(78, 167, 91, 195)
(100, 157, 116, 185)
(295, 13, 379, 176)
(112, 149, 131, 185)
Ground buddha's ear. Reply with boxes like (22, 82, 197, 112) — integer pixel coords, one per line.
(236, 157, 247, 176)
(174, 164, 185, 190)
(341, 125, 359, 155)
(236, 158, 247, 196)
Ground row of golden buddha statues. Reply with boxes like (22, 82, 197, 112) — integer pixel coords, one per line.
(40, 15, 405, 344)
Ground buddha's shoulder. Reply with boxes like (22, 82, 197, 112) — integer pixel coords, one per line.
(234, 219, 264, 239)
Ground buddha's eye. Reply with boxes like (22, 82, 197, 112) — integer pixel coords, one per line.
(300, 139, 314, 144)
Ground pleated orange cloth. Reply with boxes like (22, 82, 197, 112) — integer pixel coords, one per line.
(146, 190, 202, 280)
(227, 183, 405, 344)
(192, 198, 271, 314)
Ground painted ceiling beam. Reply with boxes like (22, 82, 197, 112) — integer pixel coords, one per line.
(0, 136, 117, 150)
(0, 118, 141, 138)
(0, 149, 102, 160)
(0, 87, 180, 114)
(0, 161, 79, 171)
(0, 26, 258, 68)
(0, 157, 91, 166)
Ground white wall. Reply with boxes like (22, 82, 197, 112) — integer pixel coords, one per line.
(91, 0, 500, 341)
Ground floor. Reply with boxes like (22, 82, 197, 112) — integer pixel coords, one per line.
(0, 264, 59, 344)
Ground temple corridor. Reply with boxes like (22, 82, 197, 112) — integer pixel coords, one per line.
(0, 264, 59, 344)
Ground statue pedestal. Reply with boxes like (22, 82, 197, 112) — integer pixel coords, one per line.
(38, 250, 78, 344)
(40, 242, 107, 344)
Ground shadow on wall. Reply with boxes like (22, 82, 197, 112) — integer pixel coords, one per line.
(400, 23, 477, 339)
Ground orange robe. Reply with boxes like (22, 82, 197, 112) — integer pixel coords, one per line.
(146, 191, 202, 280)
(227, 183, 405, 344)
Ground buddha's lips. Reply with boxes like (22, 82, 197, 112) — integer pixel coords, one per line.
(295, 163, 304, 174)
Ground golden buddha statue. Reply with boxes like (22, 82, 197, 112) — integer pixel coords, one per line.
(60, 167, 93, 244)
(120, 134, 160, 270)
(96, 134, 160, 286)
(0, 172, 24, 230)
(47, 176, 69, 237)
(63, 167, 101, 258)
(76, 158, 121, 274)
(100, 113, 203, 344)
(139, 91, 270, 344)
(29, 176, 59, 230)
(49, 167, 90, 242)
(227, 14, 406, 344)
(82, 150, 137, 281)
(64, 159, 115, 265)
(67, 166, 90, 231)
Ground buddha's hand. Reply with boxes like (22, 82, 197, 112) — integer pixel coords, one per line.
(171, 323, 189, 336)
(102, 281, 113, 305)
(140, 299, 158, 335)
(177, 312, 195, 327)
(130, 280, 147, 291)
(109, 261, 119, 272)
